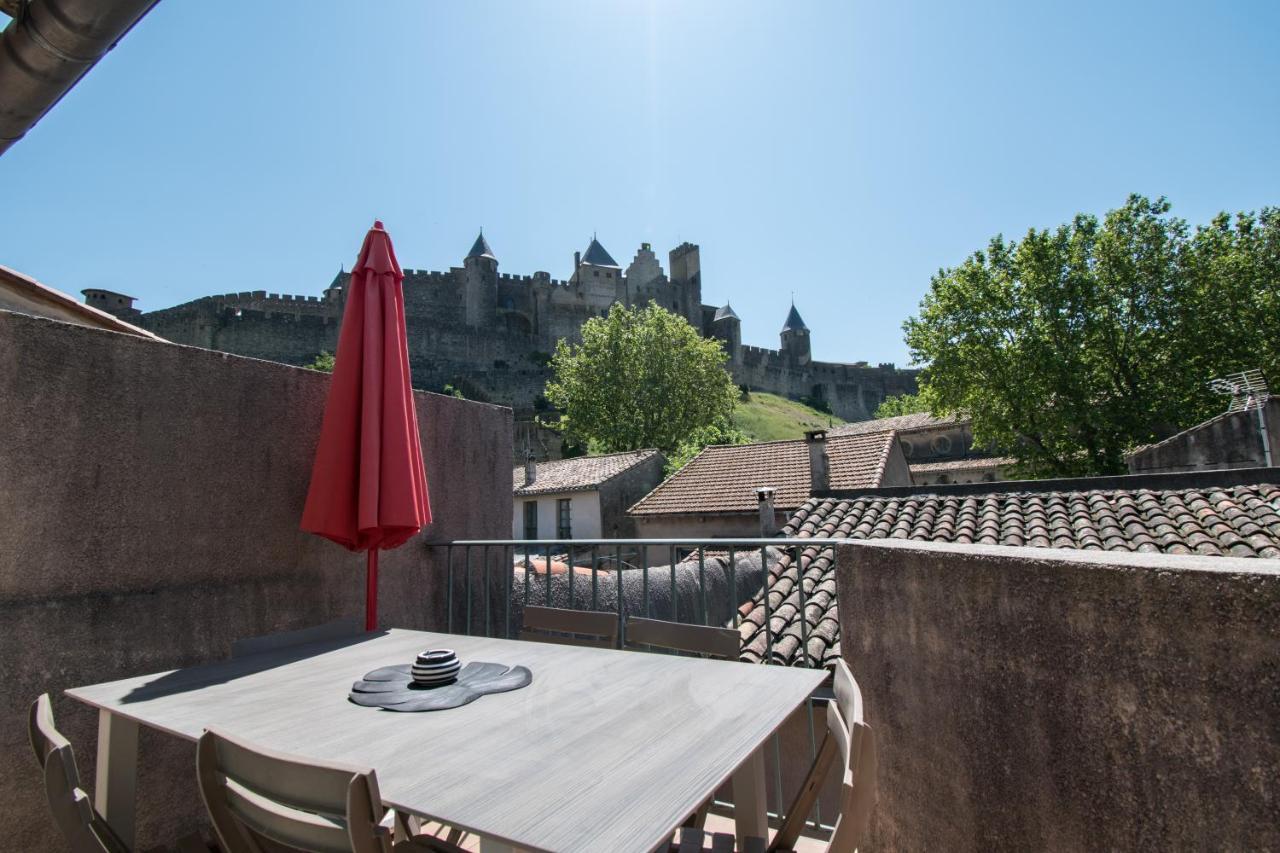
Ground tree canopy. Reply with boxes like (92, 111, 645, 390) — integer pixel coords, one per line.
(545, 301, 740, 456)
(873, 393, 929, 419)
(904, 195, 1279, 477)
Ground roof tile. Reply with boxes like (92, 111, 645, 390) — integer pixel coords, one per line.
(739, 482, 1280, 667)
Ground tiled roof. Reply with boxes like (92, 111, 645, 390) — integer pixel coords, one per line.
(713, 303, 739, 323)
(628, 432, 898, 516)
(781, 304, 808, 332)
(581, 237, 619, 268)
(909, 456, 1012, 474)
(514, 449, 660, 497)
(739, 482, 1280, 667)
(467, 231, 496, 261)
(830, 411, 958, 436)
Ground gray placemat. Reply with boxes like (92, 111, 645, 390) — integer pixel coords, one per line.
(349, 661, 532, 712)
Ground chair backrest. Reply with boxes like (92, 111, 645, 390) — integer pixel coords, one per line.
(197, 727, 392, 853)
(623, 616, 741, 660)
(771, 660, 877, 853)
(231, 617, 363, 658)
(519, 605, 619, 649)
(28, 694, 128, 853)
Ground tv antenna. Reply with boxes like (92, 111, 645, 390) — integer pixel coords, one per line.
(1207, 369, 1269, 412)
(1207, 369, 1272, 466)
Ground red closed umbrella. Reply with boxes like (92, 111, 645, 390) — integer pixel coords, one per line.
(301, 220, 431, 630)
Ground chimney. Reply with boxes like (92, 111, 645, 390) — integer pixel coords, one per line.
(524, 453, 536, 487)
(805, 429, 830, 493)
(756, 487, 777, 537)
(574, 250, 581, 270)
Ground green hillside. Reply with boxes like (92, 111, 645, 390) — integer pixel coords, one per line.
(732, 392, 845, 442)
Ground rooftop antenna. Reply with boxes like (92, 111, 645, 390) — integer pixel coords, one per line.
(1208, 369, 1272, 466)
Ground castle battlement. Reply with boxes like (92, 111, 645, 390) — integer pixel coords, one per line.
(135, 231, 918, 423)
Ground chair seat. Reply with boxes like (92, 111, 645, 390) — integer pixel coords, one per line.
(669, 827, 771, 853)
(394, 835, 468, 853)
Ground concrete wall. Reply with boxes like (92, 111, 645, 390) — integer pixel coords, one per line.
(0, 310, 512, 851)
(633, 511, 782, 540)
(837, 539, 1280, 852)
(1128, 399, 1280, 474)
(597, 453, 666, 538)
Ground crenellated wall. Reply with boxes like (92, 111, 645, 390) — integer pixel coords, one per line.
(138, 239, 918, 432)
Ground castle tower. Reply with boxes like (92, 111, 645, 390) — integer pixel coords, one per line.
(668, 242, 702, 326)
(462, 229, 498, 327)
(82, 288, 141, 320)
(780, 302, 811, 365)
(711, 302, 742, 363)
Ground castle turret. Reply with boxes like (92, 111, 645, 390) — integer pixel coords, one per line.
(780, 302, 811, 365)
(668, 242, 702, 326)
(712, 302, 741, 363)
(462, 229, 498, 327)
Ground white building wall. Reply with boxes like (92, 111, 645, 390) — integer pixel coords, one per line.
(511, 490, 603, 540)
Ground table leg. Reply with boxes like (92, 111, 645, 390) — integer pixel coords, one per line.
(94, 709, 139, 849)
(732, 744, 768, 848)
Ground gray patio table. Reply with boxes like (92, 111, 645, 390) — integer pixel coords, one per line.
(66, 628, 825, 853)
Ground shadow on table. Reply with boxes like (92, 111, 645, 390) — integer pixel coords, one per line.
(121, 629, 390, 704)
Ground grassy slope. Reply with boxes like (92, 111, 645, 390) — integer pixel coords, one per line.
(731, 392, 846, 443)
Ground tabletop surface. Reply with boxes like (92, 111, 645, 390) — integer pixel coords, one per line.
(66, 629, 825, 853)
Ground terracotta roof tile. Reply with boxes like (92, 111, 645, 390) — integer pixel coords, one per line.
(513, 449, 661, 497)
(738, 482, 1280, 667)
(628, 432, 898, 516)
(829, 412, 959, 435)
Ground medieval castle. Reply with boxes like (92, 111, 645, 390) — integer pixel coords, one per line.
(103, 233, 918, 454)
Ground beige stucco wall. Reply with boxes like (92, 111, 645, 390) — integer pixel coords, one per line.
(511, 490, 603, 539)
(0, 310, 512, 851)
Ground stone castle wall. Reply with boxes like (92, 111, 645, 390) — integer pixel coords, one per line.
(138, 240, 918, 425)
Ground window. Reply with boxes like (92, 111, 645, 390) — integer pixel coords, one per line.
(523, 501, 538, 540)
(593, 270, 599, 277)
(557, 498, 572, 540)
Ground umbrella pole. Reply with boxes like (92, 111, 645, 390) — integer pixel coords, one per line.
(366, 548, 378, 631)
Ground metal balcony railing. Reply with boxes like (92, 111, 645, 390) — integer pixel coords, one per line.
(429, 537, 852, 836)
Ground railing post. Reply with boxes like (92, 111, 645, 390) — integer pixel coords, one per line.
(464, 546, 472, 636)
(445, 545, 454, 634)
(615, 544, 624, 646)
(483, 544, 491, 638)
(669, 545, 677, 623)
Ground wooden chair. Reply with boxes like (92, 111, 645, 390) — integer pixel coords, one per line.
(670, 659, 878, 853)
(196, 727, 462, 853)
(624, 616, 741, 660)
(231, 617, 363, 658)
(28, 694, 210, 853)
(519, 605, 619, 649)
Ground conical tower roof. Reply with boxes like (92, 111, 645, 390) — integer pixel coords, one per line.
(714, 303, 740, 322)
(781, 303, 808, 333)
(581, 236, 619, 268)
(467, 230, 496, 261)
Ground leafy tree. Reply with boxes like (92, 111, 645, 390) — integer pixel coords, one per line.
(304, 351, 335, 372)
(545, 301, 739, 455)
(904, 195, 1279, 478)
(873, 393, 929, 419)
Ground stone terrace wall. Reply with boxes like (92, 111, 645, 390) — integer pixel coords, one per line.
(836, 539, 1280, 852)
(0, 310, 512, 851)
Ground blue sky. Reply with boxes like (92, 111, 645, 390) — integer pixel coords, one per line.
(2, 1, 1277, 365)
